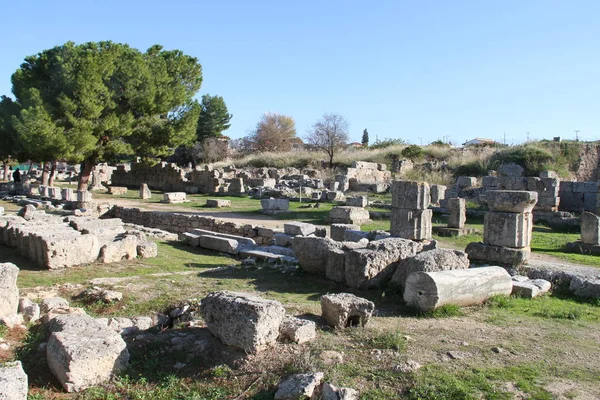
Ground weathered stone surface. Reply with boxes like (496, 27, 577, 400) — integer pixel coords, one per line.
(43, 234, 101, 269)
(261, 198, 289, 211)
(329, 206, 370, 225)
(108, 186, 128, 195)
(330, 224, 360, 241)
(322, 383, 359, 400)
(18, 297, 40, 322)
(391, 249, 469, 289)
(326, 248, 347, 284)
(279, 316, 316, 344)
(140, 183, 151, 199)
(390, 208, 432, 240)
(107, 316, 153, 335)
(293, 237, 342, 276)
(136, 241, 158, 258)
(81, 287, 123, 303)
(343, 229, 369, 242)
(511, 281, 541, 298)
(284, 222, 316, 237)
(274, 233, 294, 247)
(0, 361, 28, 400)
(486, 190, 538, 213)
(448, 198, 466, 229)
(465, 242, 530, 266)
(530, 279, 552, 293)
(0, 207, 4, 216)
(569, 277, 600, 299)
(430, 184, 447, 206)
(199, 235, 239, 254)
(41, 297, 70, 313)
(161, 192, 187, 203)
(0, 263, 19, 319)
(76, 190, 93, 203)
(344, 238, 423, 289)
(404, 267, 513, 312)
(61, 188, 75, 202)
(581, 212, 600, 245)
(483, 212, 533, 248)
(205, 199, 231, 208)
(99, 234, 139, 263)
(200, 291, 285, 353)
(456, 176, 476, 188)
(321, 293, 375, 329)
(391, 180, 430, 209)
(274, 372, 324, 400)
(0, 314, 24, 329)
(498, 163, 524, 177)
(346, 196, 368, 207)
(46, 314, 129, 392)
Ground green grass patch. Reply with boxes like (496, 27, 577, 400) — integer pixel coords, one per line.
(419, 304, 465, 318)
(367, 330, 407, 351)
(486, 294, 600, 322)
(0, 325, 8, 339)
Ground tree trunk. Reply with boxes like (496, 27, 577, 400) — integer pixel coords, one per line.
(77, 157, 95, 192)
(328, 153, 334, 169)
(2, 162, 9, 182)
(41, 162, 50, 186)
(403, 266, 513, 312)
(48, 161, 57, 186)
(27, 162, 33, 174)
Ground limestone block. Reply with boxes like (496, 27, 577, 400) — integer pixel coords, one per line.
(99, 235, 139, 263)
(293, 237, 342, 276)
(581, 212, 600, 245)
(465, 242, 530, 266)
(140, 183, 151, 199)
(18, 298, 40, 322)
(0, 361, 28, 400)
(205, 199, 231, 208)
(391, 180, 430, 209)
(329, 181, 339, 191)
(352, 161, 379, 169)
(498, 163, 524, 177)
(108, 187, 128, 195)
(261, 198, 289, 211)
(41, 297, 70, 313)
(391, 249, 469, 289)
(278, 316, 316, 344)
(76, 191, 92, 203)
(199, 235, 239, 254)
(511, 281, 541, 298)
(456, 176, 477, 188)
(48, 187, 62, 200)
(321, 293, 375, 329)
(329, 206, 370, 225)
(346, 196, 368, 207)
(539, 170, 557, 178)
(483, 212, 533, 248)
(430, 184, 447, 205)
(46, 314, 129, 392)
(0, 263, 19, 319)
(275, 373, 324, 400)
(482, 176, 498, 188)
(161, 192, 187, 203)
(284, 222, 316, 237)
(330, 224, 360, 241)
(326, 248, 346, 284)
(486, 190, 538, 213)
(326, 191, 346, 201)
(321, 383, 359, 400)
(274, 233, 294, 247)
(200, 291, 286, 353)
(568, 277, 600, 299)
(448, 197, 466, 228)
(43, 233, 100, 269)
(61, 188, 75, 202)
(136, 241, 158, 258)
(390, 208, 432, 240)
(343, 229, 369, 242)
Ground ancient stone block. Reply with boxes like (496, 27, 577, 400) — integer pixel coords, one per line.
(330, 224, 359, 241)
(465, 242, 530, 266)
(512, 281, 541, 298)
(18, 298, 40, 323)
(46, 314, 129, 392)
(278, 316, 316, 344)
(41, 297, 70, 314)
(326, 248, 346, 284)
(199, 235, 239, 254)
(569, 276, 600, 300)
(456, 176, 477, 188)
(482, 176, 498, 188)
(284, 222, 316, 237)
(346, 196, 368, 207)
(76, 191, 92, 203)
(321, 383, 359, 400)
(483, 212, 533, 248)
(293, 237, 341, 276)
(329, 206, 370, 225)
(274, 233, 294, 247)
(581, 211, 600, 245)
(391, 249, 469, 289)
(391, 180, 430, 209)
(486, 190, 538, 213)
(430, 184, 447, 206)
(43, 234, 100, 269)
(61, 188, 75, 202)
(275, 373, 324, 400)
(200, 291, 286, 353)
(326, 191, 345, 201)
(140, 183, 151, 199)
(0, 263, 19, 319)
(205, 199, 231, 208)
(161, 192, 187, 203)
(448, 198, 466, 228)
(321, 293, 375, 329)
(47, 187, 62, 200)
(0, 361, 28, 400)
(99, 235, 139, 263)
(108, 187, 128, 195)
(261, 198, 289, 211)
(136, 241, 158, 258)
(390, 208, 432, 240)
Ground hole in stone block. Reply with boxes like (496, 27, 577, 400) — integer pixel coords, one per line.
(346, 315, 361, 327)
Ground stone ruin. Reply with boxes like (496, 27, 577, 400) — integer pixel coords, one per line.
(0, 206, 157, 269)
(390, 180, 432, 240)
(566, 211, 600, 255)
(432, 197, 475, 237)
(466, 190, 537, 266)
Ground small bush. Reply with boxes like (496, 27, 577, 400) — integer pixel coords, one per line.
(401, 145, 425, 160)
(370, 138, 406, 150)
(368, 330, 407, 351)
(490, 145, 554, 176)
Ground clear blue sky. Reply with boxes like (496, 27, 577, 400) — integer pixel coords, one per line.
(2, 0, 600, 145)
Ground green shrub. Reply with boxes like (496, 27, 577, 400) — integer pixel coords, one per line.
(401, 145, 425, 160)
(370, 138, 406, 150)
(490, 145, 554, 176)
(368, 330, 407, 351)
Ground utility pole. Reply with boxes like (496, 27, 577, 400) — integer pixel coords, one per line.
(574, 130, 580, 141)
(503, 132, 506, 145)
(526, 132, 530, 141)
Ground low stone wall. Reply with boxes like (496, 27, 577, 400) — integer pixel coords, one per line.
(109, 207, 277, 245)
(558, 181, 600, 212)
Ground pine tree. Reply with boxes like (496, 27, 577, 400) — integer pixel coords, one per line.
(362, 128, 369, 147)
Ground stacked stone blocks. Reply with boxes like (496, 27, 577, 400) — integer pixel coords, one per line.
(390, 180, 432, 240)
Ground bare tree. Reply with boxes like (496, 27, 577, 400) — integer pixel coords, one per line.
(305, 113, 350, 168)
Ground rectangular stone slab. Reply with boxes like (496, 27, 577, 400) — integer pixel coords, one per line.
(483, 211, 533, 248)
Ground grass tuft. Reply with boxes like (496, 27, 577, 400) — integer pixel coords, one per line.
(367, 330, 407, 351)
(419, 304, 464, 318)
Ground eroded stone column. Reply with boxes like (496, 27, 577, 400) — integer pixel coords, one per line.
(390, 180, 432, 240)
